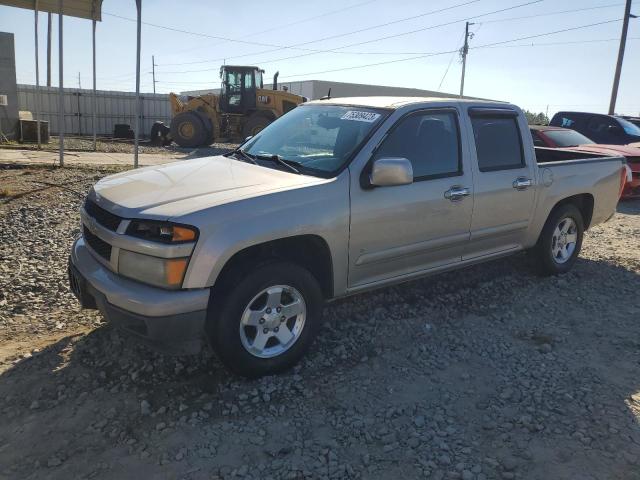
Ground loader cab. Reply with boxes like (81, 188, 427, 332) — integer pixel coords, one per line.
(219, 66, 264, 114)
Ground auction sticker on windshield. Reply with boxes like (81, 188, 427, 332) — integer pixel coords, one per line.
(341, 111, 381, 122)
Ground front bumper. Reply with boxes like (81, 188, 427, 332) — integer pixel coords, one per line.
(69, 238, 210, 354)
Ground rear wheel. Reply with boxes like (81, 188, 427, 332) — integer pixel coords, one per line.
(531, 204, 584, 276)
(170, 111, 207, 147)
(206, 262, 323, 377)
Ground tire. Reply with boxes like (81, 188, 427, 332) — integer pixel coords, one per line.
(242, 114, 272, 139)
(531, 203, 584, 276)
(170, 111, 207, 147)
(206, 261, 323, 378)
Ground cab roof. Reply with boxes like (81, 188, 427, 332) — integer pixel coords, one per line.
(305, 96, 507, 109)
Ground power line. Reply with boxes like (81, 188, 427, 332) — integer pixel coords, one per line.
(155, 0, 485, 67)
(477, 2, 624, 24)
(156, 0, 543, 74)
(274, 18, 623, 80)
(160, 0, 380, 57)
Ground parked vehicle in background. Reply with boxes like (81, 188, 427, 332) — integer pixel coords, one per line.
(621, 116, 640, 129)
(69, 97, 628, 377)
(549, 111, 640, 146)
(530, 125, 640, 199)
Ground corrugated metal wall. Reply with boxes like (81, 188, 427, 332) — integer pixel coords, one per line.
(17, 84, 171, 136)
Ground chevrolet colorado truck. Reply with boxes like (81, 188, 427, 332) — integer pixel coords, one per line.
(69, 97, 628, 377)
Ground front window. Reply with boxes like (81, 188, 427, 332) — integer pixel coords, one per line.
(243, 105, 388, 176)
(255, 70, 263, 89)
(617, 118, 640, 136)
(543, 129, 594, 147)
(373, 111, 461, 180)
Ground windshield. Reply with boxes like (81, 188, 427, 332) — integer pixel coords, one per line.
(544, 129, 594, 147)
(242, 104, 388, 176)
(617, 117, 640, 136)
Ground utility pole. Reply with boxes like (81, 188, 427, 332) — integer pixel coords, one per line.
(46, 12, 52, 86)
(152, 55, 157, 94)
(459, 21, 474, 98)
(77, 71, 81, 89)
(609, 0, 636, 114)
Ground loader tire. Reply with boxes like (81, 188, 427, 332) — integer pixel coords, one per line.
(242, 114, 271, 139)
(170, 111, 207, 147)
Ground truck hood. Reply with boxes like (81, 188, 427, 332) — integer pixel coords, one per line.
(571, 143, 640, 158)
(90, 155, 328, 218)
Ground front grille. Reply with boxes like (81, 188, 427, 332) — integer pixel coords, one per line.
(84, 198, 122, 231)
(83, 226, 112, 261)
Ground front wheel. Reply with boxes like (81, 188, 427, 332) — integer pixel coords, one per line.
(531, 203, 584, 276)
(206, 262, 323, 377)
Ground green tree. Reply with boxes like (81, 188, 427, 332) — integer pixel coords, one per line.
(523, 110, 549, 125)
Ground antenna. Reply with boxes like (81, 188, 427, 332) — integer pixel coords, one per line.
(320, 88, 332, 100)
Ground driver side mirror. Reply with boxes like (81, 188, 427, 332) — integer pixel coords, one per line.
(369, 157, 413, 187)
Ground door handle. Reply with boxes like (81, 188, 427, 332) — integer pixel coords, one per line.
(513, 177, 532, 190)
(444, 186, 470, 201)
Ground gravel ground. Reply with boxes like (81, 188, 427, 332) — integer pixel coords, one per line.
(1, 165, 639, 480)
(0, 136, 235, 157)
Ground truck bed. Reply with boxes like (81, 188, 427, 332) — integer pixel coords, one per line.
(534, 146, 622, 165)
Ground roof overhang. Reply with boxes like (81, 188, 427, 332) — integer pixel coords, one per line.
(0, 0, 103, 21)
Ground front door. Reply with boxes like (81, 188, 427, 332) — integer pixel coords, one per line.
(222, 70, 256, 114)
(348, 109, 473, 288)
(464, 109, 536, 259)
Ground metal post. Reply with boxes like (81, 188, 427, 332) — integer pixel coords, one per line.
(459, 21, 473, 98)
(608, 0, 634, 115)
(76, 72, 81, 135)
(34, 0, 41, 149)
(46, 12, 51, 86)
(58, 1, 64, 167)
(152, 54, 156, 94)
(92, 19, 97, 151)
(134, 0, 141, 168)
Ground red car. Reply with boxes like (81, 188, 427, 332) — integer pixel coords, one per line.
(530, 125, 640, 199)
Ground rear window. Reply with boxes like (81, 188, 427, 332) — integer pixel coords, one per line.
(543, 129, 594, 147)
(471, 116, 525, 172)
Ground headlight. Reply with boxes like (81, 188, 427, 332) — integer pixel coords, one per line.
(126, 220, 198, 244)
(118, 250, 189, 289)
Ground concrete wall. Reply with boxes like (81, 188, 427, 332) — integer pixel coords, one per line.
(0, 32, 19, 140)
(17, 85, 171, 136)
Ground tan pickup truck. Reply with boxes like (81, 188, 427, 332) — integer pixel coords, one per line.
(69, 97, 628, 377)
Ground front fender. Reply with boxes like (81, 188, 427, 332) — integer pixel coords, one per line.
(181, 173, 351, 295)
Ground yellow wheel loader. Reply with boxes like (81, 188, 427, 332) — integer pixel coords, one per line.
(157, 66, 306, 147)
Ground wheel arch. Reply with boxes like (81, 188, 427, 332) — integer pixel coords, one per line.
(211, 234, 334, 300)
(549, 193, 594, 229)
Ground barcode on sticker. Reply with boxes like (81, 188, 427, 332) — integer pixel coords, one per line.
(341, 111, 381, 122)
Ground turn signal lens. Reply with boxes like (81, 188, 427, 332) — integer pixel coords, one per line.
(171, 226, 197, 242)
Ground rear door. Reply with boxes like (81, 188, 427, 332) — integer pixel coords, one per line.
(348, 108, 473, 287)
(464, 108, 536, 259)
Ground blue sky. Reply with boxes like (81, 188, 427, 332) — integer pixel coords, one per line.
(1, 0, 638, 116)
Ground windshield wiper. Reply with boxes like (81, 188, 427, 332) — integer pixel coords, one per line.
(227, 147, 258, 165)
(254, 154, 301, 174)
